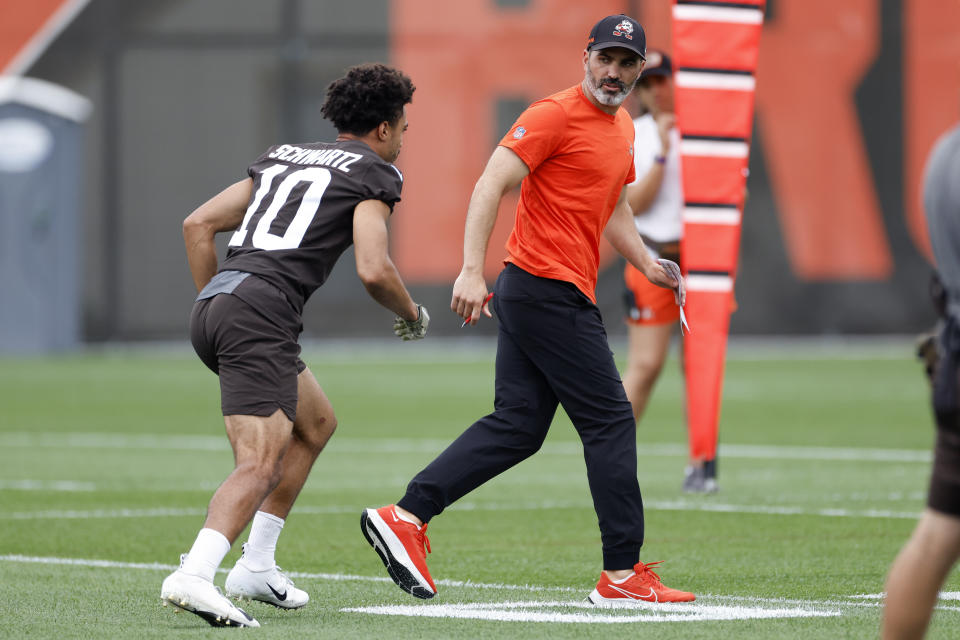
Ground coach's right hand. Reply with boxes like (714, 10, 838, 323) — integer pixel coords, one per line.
(452, 271, 492, 327)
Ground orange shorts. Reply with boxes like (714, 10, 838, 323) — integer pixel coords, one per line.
(623, 262, 680, 326)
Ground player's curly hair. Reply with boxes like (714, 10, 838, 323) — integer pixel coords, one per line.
(321, 63, 415, 135)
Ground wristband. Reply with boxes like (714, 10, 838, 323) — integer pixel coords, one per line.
(654, 155, 666, 165)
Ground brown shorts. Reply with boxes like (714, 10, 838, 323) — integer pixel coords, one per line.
(928, 323, 960, 517)
(190, 275, 306, 421)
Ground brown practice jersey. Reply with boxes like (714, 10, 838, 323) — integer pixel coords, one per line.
(220, 139, 403, 312)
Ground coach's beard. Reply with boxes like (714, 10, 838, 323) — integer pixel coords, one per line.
(584, 72, 634, 107)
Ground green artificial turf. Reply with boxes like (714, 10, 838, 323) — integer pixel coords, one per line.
(0, 338, 956, 638)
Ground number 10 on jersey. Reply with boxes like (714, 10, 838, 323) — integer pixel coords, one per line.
(229, 164, 332, 251)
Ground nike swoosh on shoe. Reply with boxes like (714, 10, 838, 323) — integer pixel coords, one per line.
(267, 583, 288, 601)
(610, 585, 658, 602)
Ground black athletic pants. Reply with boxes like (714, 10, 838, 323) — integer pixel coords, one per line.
(398, 263, 644, 570)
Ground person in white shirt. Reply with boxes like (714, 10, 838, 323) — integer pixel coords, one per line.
(620, 50, 714, 493)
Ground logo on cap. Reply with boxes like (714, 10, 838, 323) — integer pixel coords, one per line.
(614, 19, 634, 40)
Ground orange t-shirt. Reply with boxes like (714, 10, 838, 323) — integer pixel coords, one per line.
(499, 84, 636, 303)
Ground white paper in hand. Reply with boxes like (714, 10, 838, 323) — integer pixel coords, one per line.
(658, 258, 690, 335)
(679, 306, 690, 335)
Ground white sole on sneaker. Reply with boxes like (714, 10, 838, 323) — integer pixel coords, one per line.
(161, 574, 259, 628)
(162, 595, 258, 627)
(586, 588, 659, 605)
(361, 508, 435, 599)
(587, 589, 615, 605)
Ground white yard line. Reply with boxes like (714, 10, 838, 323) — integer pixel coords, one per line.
(0, 499, 924, 521)
(851, 592, 960, 603)
(81, 334, 918, 361)
(0, 555, 178, 571)
(643, 500, 922, 520)
(0, 481, 930, 506)
(0, 479, 96, 491)
(0, 554, 574, 592)
(0, 432, 933, 462)
(0, 479, 226, 493)
(0, 432, 228, 451)
(3, 553, 958, 622)
(341, 601, 838, 623)
(2, 507, 209, 520)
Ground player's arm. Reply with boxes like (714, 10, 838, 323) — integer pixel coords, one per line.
(605, 187, 683, 303)
(353, 198, 419, 322)
(452, 146, 529, 325)
(626, 113, 674, 214)
(626, 159, 666, 214)
(183, 178, 253, 292)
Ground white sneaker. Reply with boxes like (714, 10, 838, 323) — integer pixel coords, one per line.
(225, 544, 309, 609)
(161, 556, 260, 628)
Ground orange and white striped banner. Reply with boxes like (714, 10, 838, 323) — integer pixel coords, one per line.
(0, 0, 91, 76)
(673, 0, 765, 464)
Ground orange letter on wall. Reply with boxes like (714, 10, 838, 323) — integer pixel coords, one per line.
(755, 0, 891, 280)
(390, 0, 632, 282)
(904, 1, 960, 263)
(0, 0, 90, 75)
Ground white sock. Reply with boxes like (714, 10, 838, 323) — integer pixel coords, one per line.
(392, 506, 420, 527)
(611, 572, 636, 584)
(242, 511, 285, 571)
(181, 528, 231, 582)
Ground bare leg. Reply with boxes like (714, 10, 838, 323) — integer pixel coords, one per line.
(882, 509, 960, 639)
(259, 366, 337, 518)
(203, 409, 293, 542)
(621, 322, 673, 423)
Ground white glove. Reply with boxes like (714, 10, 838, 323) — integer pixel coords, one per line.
(393, 304, 430, 341)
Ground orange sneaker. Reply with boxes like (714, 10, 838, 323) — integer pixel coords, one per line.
(587, 561, 695, 604)
(361, 505, 437, 599)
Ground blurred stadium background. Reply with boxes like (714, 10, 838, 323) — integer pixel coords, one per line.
(5, 3, 960, 637)
(1, 0, 957, 351)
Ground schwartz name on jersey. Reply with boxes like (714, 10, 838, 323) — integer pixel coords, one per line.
(220, 139, 404, 312)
